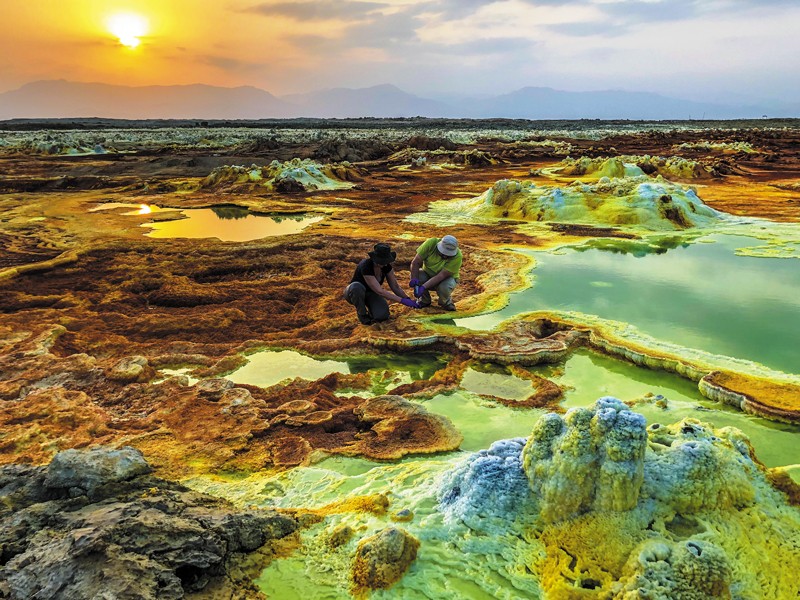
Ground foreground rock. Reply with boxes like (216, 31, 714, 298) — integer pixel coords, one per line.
(351, 528, 419, 592)
(0, 446, 298, 600)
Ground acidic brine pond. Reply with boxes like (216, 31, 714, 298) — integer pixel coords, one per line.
(457, 234, 800, 375)
(91, 203, 323, 241)
(142, 207, 323, 241)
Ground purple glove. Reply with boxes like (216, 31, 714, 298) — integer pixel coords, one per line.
(400, 298, 421, 308)
(409, 278, 420, 287)
(413, 285, 426, 298)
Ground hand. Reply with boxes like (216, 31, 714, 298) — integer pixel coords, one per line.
(400, 298, 421, 308)
(413, 285, 426, 298)
(409, 278, 420, 287)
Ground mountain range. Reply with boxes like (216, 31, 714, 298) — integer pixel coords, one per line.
(0, 80, 796, 121)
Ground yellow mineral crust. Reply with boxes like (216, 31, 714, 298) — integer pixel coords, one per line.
(700, 370, 800, 422)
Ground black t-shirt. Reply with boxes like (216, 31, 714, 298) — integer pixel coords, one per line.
(351, 258, 392, 288)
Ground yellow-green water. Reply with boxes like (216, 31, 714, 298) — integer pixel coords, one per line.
(226, 349, 447, 391)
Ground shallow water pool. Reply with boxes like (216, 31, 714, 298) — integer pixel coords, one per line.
(226, 349, 447, 391)
(142, 207, 323, 241)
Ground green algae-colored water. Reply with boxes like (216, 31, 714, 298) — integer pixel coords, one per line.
(222, 348, 798, 467)
(456, 234, 800, 375)
(226, 349, 447, 391)
(460, 368, 536, 401)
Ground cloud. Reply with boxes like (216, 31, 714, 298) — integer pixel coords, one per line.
(242, 1, 388, 21)
(197, 54, 269, 73)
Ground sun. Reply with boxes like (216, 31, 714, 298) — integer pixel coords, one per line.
(107, 13, 148, 49)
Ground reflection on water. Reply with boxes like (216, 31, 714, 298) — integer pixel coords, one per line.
(457, 235, 800, 374)
(460, 367, 535, 401)
(189, 348, 799, 599)
(142, 208, 323, 241)
(210, 205, 250, 220)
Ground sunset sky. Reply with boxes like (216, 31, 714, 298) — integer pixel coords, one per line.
(1, 0, 799, 103)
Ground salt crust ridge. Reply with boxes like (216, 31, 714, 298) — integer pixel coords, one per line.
(417, 174, 725, 231)
(540, 155, 711, 180)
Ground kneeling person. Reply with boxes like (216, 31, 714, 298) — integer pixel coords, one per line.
(344, 243, 420, 325)
(409, 235, 462, 311)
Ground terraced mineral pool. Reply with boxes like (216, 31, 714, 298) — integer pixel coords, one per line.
(456, 234, 800, 375)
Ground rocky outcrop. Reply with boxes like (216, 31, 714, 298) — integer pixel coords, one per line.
(387, 147, 497, 170)
(0, 446, 298, 600)
(350, 395, 463, 459)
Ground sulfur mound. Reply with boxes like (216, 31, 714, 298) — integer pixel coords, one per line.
(351, 527, 420, 592)
(200, 158, 362, 192)
(522, 397, 647, 523)
(419, 175, 726, 230)
(615, 539, 731, 599)
(437, 437, 536, 532)
(435, 398, 800, 598)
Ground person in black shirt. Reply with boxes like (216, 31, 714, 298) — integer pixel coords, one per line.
(343, 243, 421, 325)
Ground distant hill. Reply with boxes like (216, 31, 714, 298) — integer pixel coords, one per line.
(282, 83, 449, 118)
(0, 80, 792, 120)
(460, 87, 763, 120)
(0, 80, 294, 120)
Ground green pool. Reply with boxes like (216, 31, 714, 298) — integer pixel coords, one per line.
(456, 235, 800, 375)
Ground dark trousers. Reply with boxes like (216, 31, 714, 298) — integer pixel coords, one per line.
(344, 282, 389, 321)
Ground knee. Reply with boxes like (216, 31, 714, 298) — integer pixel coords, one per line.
(438, 278, 457, 293)
(347, 282, 366, 300)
